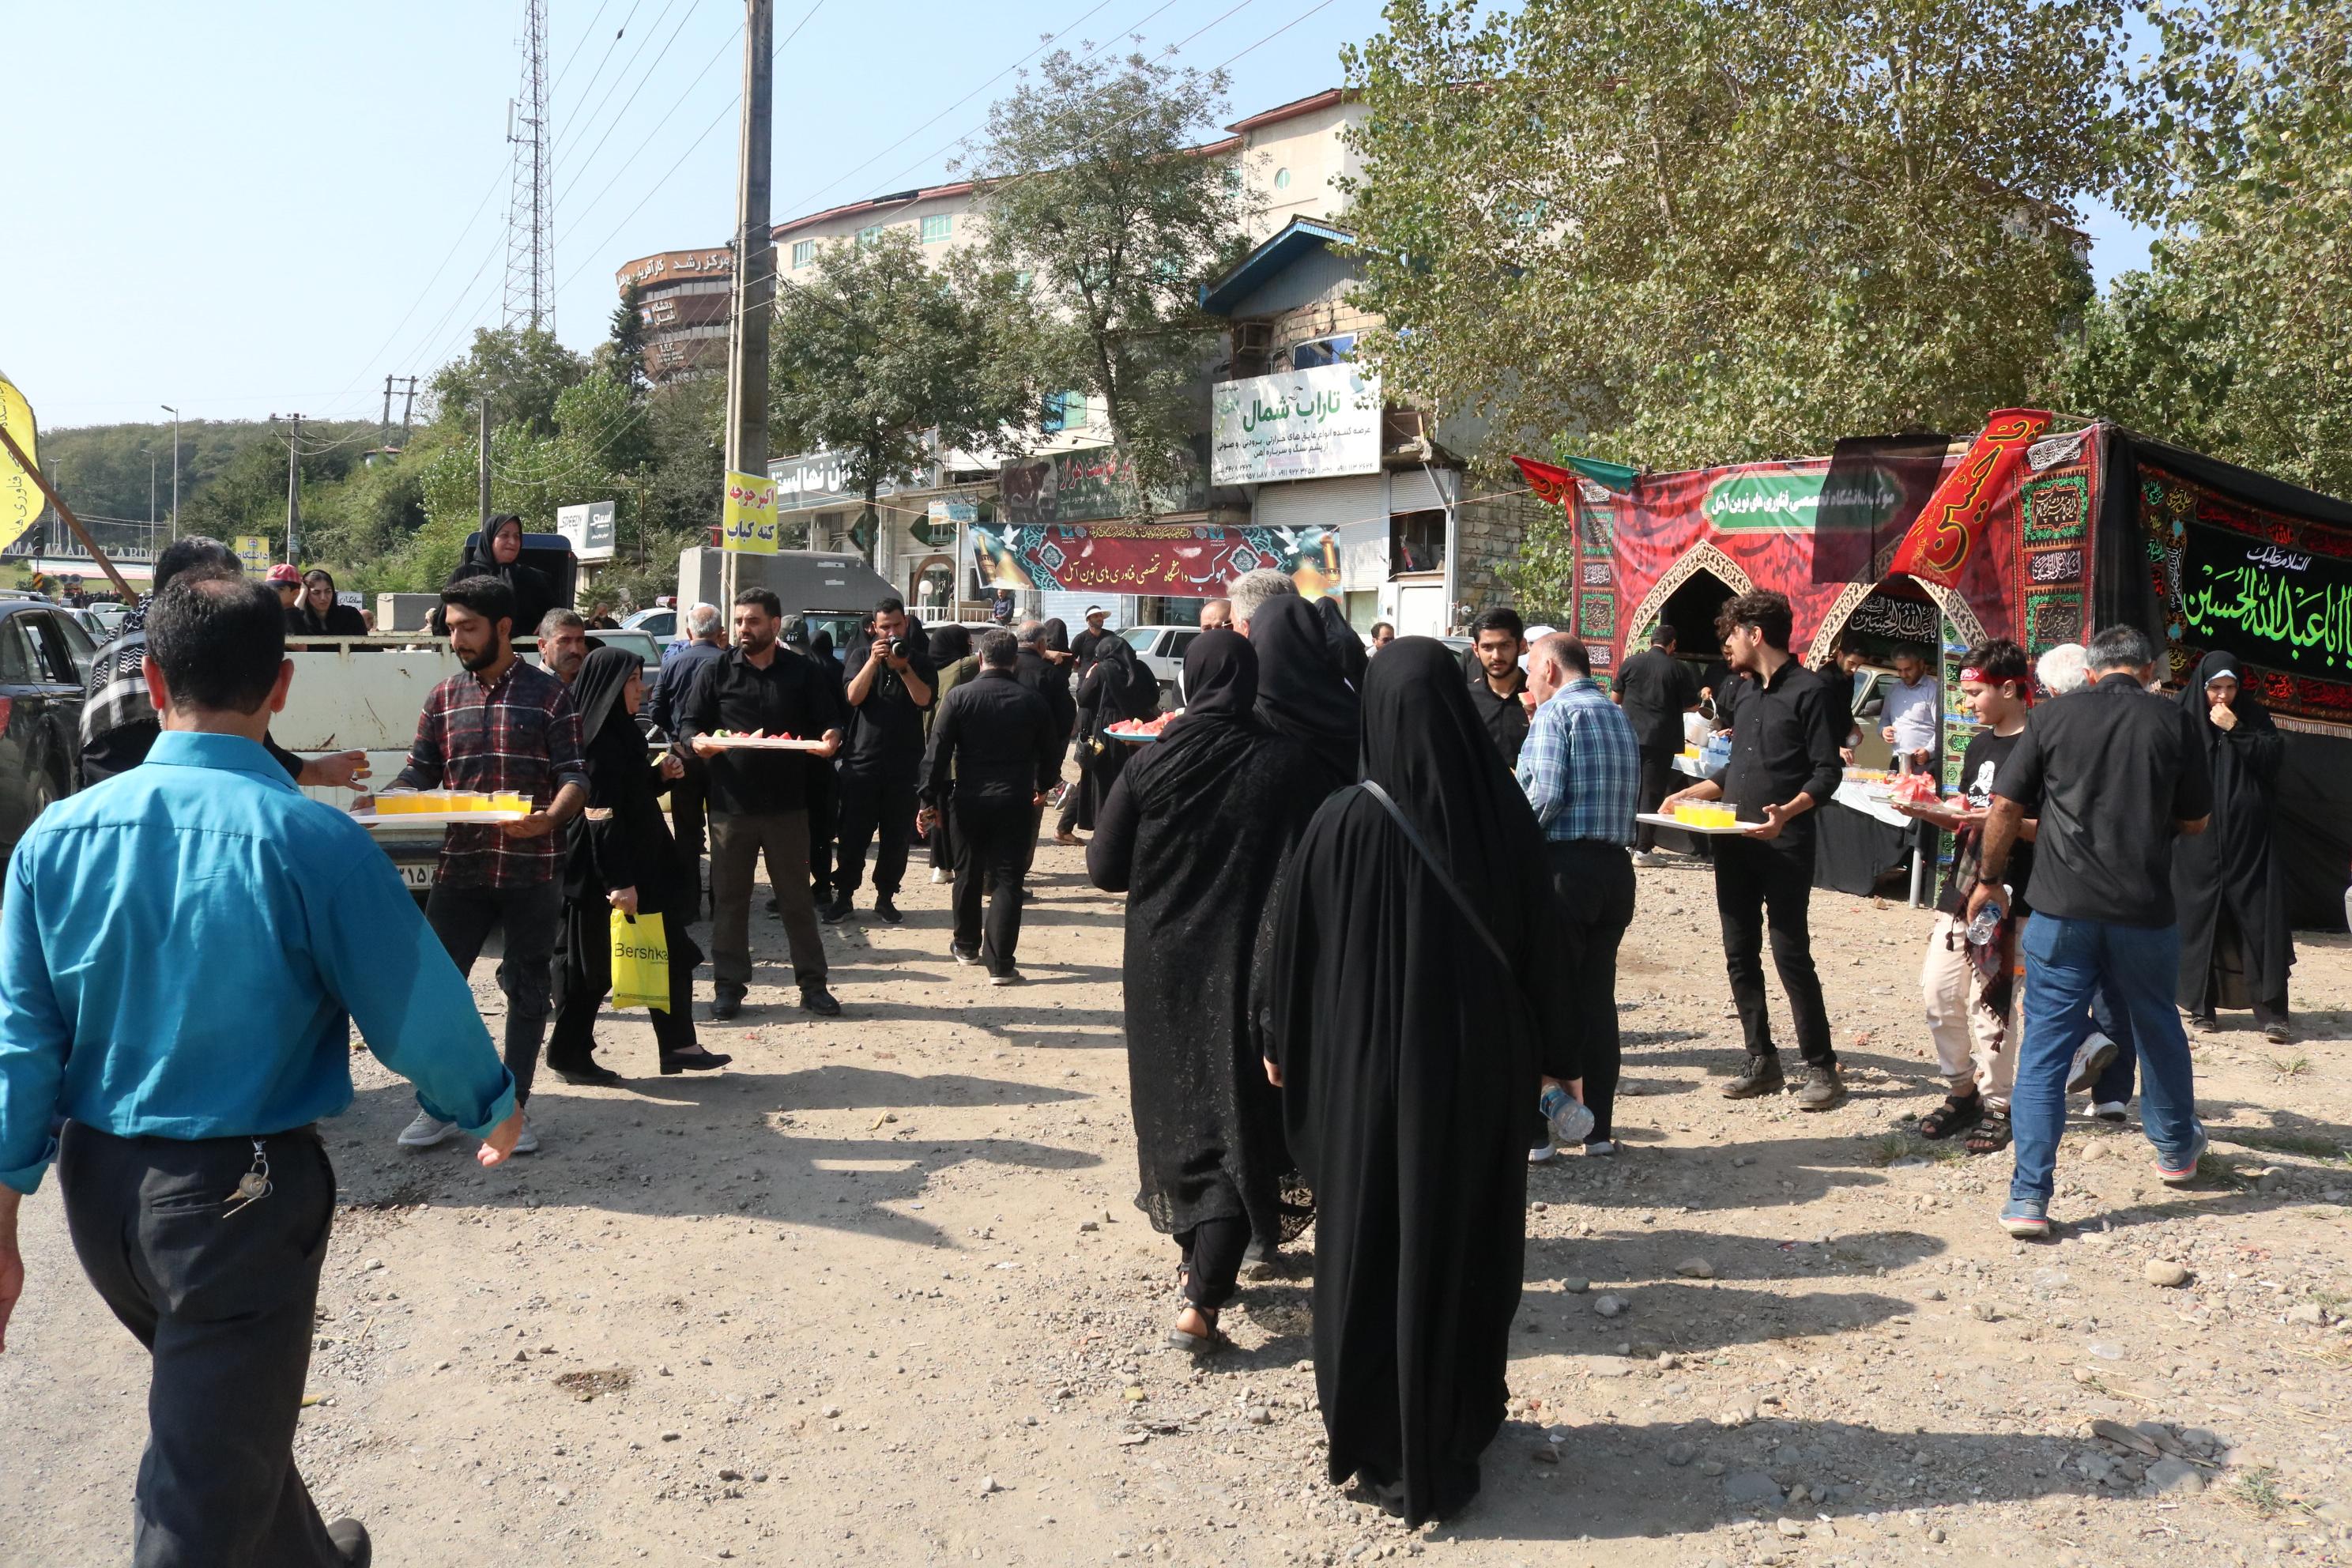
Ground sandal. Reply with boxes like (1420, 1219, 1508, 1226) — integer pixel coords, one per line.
(1964, 1107, 2012, 1155)
(1167, 1304, 1229, 1356)
(1918, 1094, 1982, 1141)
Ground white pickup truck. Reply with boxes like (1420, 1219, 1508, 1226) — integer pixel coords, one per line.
(273, 631, 662, 894)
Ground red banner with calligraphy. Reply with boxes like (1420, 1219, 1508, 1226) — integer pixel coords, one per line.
(1887, 409, 2054, 587)
(968, 521, 1343, 597)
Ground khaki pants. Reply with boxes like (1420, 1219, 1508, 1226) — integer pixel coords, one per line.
(1920, 910, 2022, 1108)
(709, 809, 827, 992)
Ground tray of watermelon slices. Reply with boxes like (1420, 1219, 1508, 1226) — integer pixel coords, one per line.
(698, 729, 832, 752)
(1106, 712, 1180, 742)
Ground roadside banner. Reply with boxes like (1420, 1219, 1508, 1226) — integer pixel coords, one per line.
(235, 536, 273, 579)
(721, 470, 778, 553)
(0, 369, 41, 554)
(968, 520, 1342, 597)
(1889, 409, 2053, 588)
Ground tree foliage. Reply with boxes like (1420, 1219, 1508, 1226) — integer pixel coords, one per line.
(2052, 0, 2352, 496)
(427, 325, 590, 438)
(963, 47, 1256, 499)
(1343, 0, 2127, 474)
(768, 227, 1034, 546)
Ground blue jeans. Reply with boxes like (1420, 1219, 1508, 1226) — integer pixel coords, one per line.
(2014, 915, 2203, 1204)
(2088, 988, 2137, 1104)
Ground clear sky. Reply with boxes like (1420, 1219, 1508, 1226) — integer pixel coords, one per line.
(6, 1, 2154, 432)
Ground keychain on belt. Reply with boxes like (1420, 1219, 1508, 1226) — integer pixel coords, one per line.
(222, 1138, 272, 1218)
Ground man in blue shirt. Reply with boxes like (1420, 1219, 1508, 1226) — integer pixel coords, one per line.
(0, 574, 520, 1567)
(1515, 632, 1642, 1161)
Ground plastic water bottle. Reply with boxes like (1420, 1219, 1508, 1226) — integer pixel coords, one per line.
(1540, 1084, 1596, 1147)
(1966, 898, 2004, 945)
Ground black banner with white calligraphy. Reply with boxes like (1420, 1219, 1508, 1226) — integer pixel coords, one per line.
(2178, 519, 2352, 701)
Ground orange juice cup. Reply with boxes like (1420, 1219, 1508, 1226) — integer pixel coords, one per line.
(492, 791, 530, 814)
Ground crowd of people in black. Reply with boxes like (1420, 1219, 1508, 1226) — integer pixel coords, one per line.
(0, 542, 2310, 1559)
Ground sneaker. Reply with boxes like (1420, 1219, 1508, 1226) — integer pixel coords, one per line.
(988, 970, 1025, 987)
(710, 989, 744, 1022)
(1721, 1057, 1786, 1099)
(509, 1118, 539, 1155)
(2066, 1031, 2120, 1095)
(327, 1517, 372, 1567)
(1527, 1136, 1558, 1163)
(950, 945, 980, 967)
(818, 897, 856, 924)
(799, 984, 842, 1016)
(1999, 1197, 2051, 1238)
(1796, 1063, 1848, 1111)
(874, 895, 903, 925)
(2155, 1131, 2207, 1186)
(929, 868, 950, 885)
(1630, 851, 1663, 868)
(1582, 1138, 1618, 1157)
(397, 1110, 458, 1148)
(2092, 1100, 2129, 1123)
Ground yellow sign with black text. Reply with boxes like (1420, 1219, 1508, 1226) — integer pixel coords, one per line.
(721, 470, 778, 554)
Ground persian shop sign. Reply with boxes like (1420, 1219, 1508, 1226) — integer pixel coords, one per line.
(1700, 466, 1902, 533)
(1210, 364, 1382, 485)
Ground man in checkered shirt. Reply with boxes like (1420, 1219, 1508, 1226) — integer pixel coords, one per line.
(1514, 631, 1641, 1163)
(387, 575, 588, 1156)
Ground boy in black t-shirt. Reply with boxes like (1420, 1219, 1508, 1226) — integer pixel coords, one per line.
(1892, 640, 2037, 1153)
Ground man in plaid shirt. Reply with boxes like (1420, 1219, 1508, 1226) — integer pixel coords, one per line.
(388, 575, 588, 1155)
(1515, 631, 1641, 1162)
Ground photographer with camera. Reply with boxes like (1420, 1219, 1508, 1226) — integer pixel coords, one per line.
(828, 597, 935, 925)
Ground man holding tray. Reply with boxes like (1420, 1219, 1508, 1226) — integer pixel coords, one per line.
(678, 586, 846, 1020)
(1662, 591, 1848, 1110)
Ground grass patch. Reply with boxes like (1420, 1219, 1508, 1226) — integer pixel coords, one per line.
(2229, 1466, 2290, 1517)
(2267, 1055, 2314, 1077)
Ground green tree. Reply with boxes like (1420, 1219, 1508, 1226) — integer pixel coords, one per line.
(1343, 0, 2128, 475)
(2052, 0, 2352, 495)
(963, 47, 1255, 500)
(427, 325, 590, 439)
(598, 280, 650, 392)
(769, 226, 1034, 552)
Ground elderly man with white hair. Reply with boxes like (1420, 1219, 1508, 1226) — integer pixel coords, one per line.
(1227, 568, 1298, 635)
(647, 602, 729, 919)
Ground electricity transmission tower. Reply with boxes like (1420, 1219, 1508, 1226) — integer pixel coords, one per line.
(503, 0, 553, 334)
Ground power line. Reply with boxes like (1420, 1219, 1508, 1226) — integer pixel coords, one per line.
(556, 15, 744, 217)
(552, 0, 658, 167)
(552, 0, 692, 189)
(548, 0, 620, 95)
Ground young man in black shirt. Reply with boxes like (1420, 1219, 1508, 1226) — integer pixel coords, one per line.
(680, 587, 846, 1020)
(1464, 605, 1532, 767)
(1663, 591, 1848, 1109)
(828, 597, 934, 925)
(1616, 623, 1701, 862)
(1891, 639, 2048, 1155)
(919, 631, 1062, 984)
(1973, 625, 2212, 1238)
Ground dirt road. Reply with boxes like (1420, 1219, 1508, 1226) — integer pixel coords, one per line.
(6, 845, 2350, 1565)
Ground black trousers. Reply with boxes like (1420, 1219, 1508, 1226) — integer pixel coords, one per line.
(806, 764, 838, 900)
(59, 1121, 341, 1567)
(834, 765, 919, 899)
(1545, 839, 1637, 1140)
(669, 772, 707, 924)
(1178, 1213, 1251, 1312)
(1633, 746, 1679, 853)
(1713, 835, 1836, 1069)
(927, 782, 957, 871)
(549, 900, 703, 1065)
(952, 796, 1031, 974)
(425, 877, 564, 1106)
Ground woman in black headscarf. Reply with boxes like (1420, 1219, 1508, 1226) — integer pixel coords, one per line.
(2173, 650, 2294, 1040)
(1263, 637, 1574, 1526)
(1312, 593, 1370, 689)
(1250, 594, 1362, 795)
(436, 513, 559, 635)
(1058, 631, 1158, 842)
(548, 646, 731, 1080)
(1086, 632, 1329, 1351)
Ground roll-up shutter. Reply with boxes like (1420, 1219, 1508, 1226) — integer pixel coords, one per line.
(1256, 475, 1388, 591)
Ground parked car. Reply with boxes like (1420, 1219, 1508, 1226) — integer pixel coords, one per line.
(621, 605, 677, 639)
(0, 599, 94, 873)
(1118, 624, 1206, 707)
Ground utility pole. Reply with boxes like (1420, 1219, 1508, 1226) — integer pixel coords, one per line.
(477, 382, 493, 530)
(722, 0, 775, 613)
(160, 404, 179, 538)
(398, 375, 419, 448)
(141, 449, 156, 525)
(380, 374, 395, 455)
(272, 413, 304, 562)
(503, 0, 554, 334)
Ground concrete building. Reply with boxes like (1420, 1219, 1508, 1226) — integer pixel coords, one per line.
(611, 246, 735, 382)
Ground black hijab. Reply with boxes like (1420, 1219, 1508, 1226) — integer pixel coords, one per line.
(929, 623, 973, 665)
(2177, 649, 2275, 735)
(1314, 594, 1370, 689)
(572, 645, 644, 752)
(1090, 632, 1159, 721)
(1041, 617, 1072, 656)
(1251, 594, 1362, 788)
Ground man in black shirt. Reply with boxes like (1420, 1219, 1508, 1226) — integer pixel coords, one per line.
(680, 587, 846, 1020)
(1464, 605, 1531, 767)
(1975, 624, 2213, 1238)
(920, 631, 1061, 984)
(1663, 591, 1847, 1109)
(827, 597, 934, 925)
(1014, 620, 1079, 880)
(1616, 623, 1701, 861)
(1070, 606, 1113, 677)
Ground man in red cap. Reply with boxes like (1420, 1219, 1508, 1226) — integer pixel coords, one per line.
(266, 564, 303, 628)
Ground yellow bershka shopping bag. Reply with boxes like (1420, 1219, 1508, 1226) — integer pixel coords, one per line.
(610, 909, 671, 1012)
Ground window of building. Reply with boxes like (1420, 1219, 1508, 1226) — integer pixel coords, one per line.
(1291, 334, 1356, 370)
(921, 213, 952, 244)
(1040, 390, 1086, 433)
(1273, 167, 1292, 190)
(1391, 510, 1446, 576)
(858, 224, 884, 247)
(791, 239, 814, 268)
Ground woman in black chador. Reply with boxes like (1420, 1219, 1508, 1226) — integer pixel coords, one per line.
(1060, 631, 1158, 839)
(1249, 594, 1361, 794)
(2173, 650, 2294, 1041)
(1262, 637, 1574, 1526)
(1085, 631, 1328, 1352)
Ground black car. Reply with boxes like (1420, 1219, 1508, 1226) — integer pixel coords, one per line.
(0, 597, 95, 868)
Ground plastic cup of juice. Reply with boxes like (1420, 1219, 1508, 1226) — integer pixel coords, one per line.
(372, 792, 416, 815)
(412, 791, 451, 812)
(492, 791, 530, 814)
